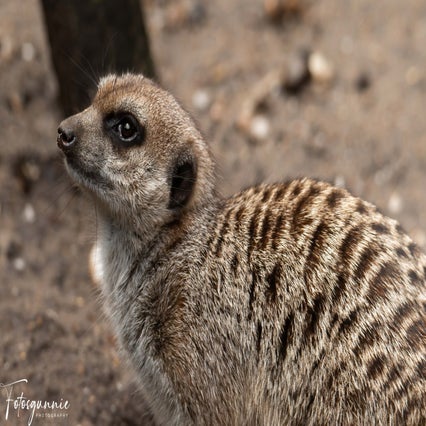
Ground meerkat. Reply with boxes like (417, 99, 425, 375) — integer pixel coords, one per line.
(57, 73, 426, 425)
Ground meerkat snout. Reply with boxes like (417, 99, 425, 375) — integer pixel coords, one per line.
(57, 123, 77, 150)
(60, 73, 426, 425)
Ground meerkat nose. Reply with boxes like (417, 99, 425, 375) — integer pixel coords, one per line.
(57, 124, 77, 151)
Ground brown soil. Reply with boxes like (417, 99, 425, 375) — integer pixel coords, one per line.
(0, 0, 425, 424)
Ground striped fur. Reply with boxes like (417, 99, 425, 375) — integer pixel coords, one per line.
(60, 74, 426, 425)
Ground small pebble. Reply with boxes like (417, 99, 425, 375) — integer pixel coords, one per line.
(308, 52, 334, 83)
(23, 203, 36, 223)
(192, 89, 211, 111)
(388, 192, 402, 215)
(13, 257, 26, 272)
(334, 175, 346, 188)
(250, 115, 270, 140)
(21, 42, 36, 62)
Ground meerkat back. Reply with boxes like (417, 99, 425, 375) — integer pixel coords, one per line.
(57, 74, 426, 425)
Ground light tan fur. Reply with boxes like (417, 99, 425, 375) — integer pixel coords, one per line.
(58, 74, 426, 425)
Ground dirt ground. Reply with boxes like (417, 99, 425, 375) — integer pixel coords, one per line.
(0, 0, 425, 424)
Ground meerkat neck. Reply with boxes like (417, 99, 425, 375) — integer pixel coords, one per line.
(96, 196, 220, 260)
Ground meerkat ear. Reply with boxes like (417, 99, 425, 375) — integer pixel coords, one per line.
(168, 155, 197, 210)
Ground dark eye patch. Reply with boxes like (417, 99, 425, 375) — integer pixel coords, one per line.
(104, 112, 145, 147)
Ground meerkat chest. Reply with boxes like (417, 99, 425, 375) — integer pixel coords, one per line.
(90, 236, 188, 424)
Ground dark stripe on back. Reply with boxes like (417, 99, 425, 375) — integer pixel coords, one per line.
(213, 208, 233, 257)
(352, 321, 380, 358)
(408, 242, 420, 257)
(367, 355, 386, 380)
(356, 200, 368, 215)
(367, 262, 399, 302)
(408, 269, 423, 287)
(230, 253, 239, 275)
(256, 321, 263, 356)
(290, 181, 302, 198)
(266, 264, 280, 303)
(235, 205, 246, 226)
(309, 349, 325, 377)
(339, 225, 364, 267)
(396, 247, 408, 259)
(258, 210, 273, 251)
(381, 363, 403, 393)
(271, 213, 285, 251)
(248, 207, 261, 258)
(291, 184, 320, 234)
(416, 358, 425, 378)
(354, 246, 377, 283)
(328, 312, 340, 337)
(326, 189, 345, 209)
(391, 302, 416, 329)
(406, 318, 426, 350)
(304, 221, 330, 285)
(371, 222, 390, 234)
(305, 294, 326, 339)
(248, 266, 260, 319)
(261, 187, 274, 203)
(305, 394, 315, 419)
(337, 307, 360, 338)
(278, 313, 294, 362)
(332, 273, 348, 306)
(273, 185, 288, 203)
(396, 224, 406, 235)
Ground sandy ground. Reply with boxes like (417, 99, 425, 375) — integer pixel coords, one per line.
(0, 0, 425, 424)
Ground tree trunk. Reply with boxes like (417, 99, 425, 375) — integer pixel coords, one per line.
(40, 0, 156, 116)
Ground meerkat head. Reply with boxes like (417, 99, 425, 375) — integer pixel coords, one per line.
(57, 74, 215, 234)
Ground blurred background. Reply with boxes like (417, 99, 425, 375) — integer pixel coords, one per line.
(0, 0, 425, 424)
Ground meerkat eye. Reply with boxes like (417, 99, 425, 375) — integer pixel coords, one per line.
(105, 113, 145, 147)
(117, 118, 137, 140)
